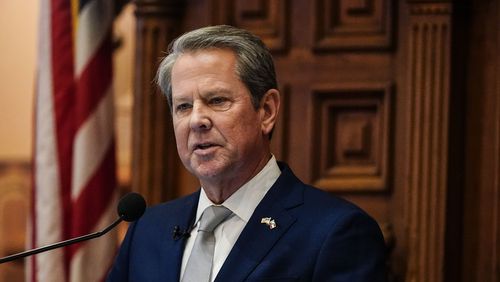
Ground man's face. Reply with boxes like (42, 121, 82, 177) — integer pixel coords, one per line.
(170, 49, 270, 186)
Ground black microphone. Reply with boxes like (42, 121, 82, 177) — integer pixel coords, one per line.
(117, 192, 146, 222)
(0, 192, 146, 264)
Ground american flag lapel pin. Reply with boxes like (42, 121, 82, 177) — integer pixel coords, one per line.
(260, 217, 277, 230)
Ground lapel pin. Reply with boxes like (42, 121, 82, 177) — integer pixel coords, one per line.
(261, 217, 277, 230)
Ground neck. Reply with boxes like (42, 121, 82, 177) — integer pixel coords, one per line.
(201, 154, 272, 204)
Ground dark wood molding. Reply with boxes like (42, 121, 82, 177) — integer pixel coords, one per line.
(404, 2, 452, 281)
(461, 1, 500, 281)
(131, 0, 185, 205)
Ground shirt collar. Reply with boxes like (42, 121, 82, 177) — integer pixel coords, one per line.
(194, 155, 281, 225)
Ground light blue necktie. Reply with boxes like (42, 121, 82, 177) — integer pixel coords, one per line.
(181, 205, 232, 282)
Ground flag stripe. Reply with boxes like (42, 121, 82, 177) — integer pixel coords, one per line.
(30, 0, 55, 279)
(31, 0, 70, 280)
(50, 2, 76, 275)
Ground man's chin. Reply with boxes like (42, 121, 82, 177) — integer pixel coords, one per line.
(190, 163, 227, 180)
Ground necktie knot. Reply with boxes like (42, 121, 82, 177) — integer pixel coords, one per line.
(198, 205, 231, 233)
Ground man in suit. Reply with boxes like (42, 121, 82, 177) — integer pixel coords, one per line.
(107, 25, 387, 282)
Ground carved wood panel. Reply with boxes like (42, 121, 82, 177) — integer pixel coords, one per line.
(211, 0, 288, 51)
(314, 0, 393, 50)
(311, 83, 392, 192)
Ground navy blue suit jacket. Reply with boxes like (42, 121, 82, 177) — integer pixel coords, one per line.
(107, 163, 387, 281)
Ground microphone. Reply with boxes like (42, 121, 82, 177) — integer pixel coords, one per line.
(0, 192, 146, 264)
(117, 192, 147, 222)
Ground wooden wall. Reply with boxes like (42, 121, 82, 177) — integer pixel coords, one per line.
(461, 0, 500, 281)
(130, 1, 500, 281)
(130, 0, 494, 281)
(0, 163, 30, 281)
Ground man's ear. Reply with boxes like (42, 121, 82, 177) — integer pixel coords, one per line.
(259, 89, 280, 136)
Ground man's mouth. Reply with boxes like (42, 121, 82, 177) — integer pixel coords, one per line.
(197, 143, 212, 149)
(193, 143, 217, 151)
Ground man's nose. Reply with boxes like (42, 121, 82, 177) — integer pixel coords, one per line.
(189, 102, 212, 131)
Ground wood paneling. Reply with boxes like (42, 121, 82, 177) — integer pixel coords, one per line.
(131, 0, 186, 205)
(0, 163, 30, 282)
(404, 3, 452, 282)
(462, 0, 500, 281)
(311, 82, 392, 192)
(314, 0, 393, 50)
(129, 0, 500, 281)
(212, 0, 289, 51)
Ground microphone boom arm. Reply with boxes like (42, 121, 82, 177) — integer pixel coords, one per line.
(0, 215, 124, 264)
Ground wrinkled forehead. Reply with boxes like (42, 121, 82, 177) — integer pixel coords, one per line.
(170, 49, 249, 99)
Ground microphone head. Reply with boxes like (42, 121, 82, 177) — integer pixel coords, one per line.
(117, 192, 146, 222)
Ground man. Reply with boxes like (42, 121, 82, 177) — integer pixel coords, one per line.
(107, 25, 387, 281)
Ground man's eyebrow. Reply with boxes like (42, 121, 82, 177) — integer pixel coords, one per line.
(202, 88, 233, 98)
(172, 96, 191, 104)
(172, 88, 233, 103)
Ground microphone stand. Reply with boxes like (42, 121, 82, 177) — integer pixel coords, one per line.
(0, 215, 124, 264)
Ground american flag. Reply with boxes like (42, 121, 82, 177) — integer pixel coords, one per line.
(28, 0, 118, 281)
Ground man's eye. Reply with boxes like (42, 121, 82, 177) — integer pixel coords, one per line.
(175, 103, 192, 112)
(209, 97, 226, 105)
(208, 97, 231, 111)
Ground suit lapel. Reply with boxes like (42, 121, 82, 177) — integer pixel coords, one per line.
(159, 191, 199, 281)
(215, 165, 304, 281)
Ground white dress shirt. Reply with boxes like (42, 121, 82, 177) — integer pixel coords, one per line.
(180, 156, 281, 282)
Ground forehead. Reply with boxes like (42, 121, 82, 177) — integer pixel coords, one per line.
(171, 49, 243, 95)
(172, 48, 238, 76)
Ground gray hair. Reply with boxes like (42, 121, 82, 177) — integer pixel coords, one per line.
(156, 25, 277, 110)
